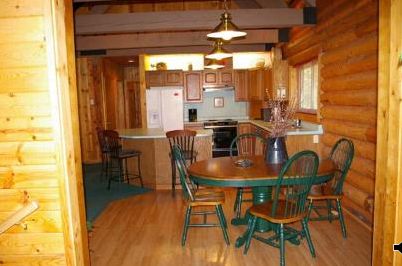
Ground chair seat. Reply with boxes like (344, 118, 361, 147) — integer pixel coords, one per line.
(307, 185, 343, 200)
(249, 200, 307, 224)
(112, 149, 141, 159)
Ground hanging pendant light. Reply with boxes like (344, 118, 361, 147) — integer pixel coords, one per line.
(207, 0, 247, 41)
(205, 40, 232, 60)
(204, 59, 225, 69)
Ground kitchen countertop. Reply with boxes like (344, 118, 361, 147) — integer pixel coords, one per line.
(117, 128, 213, 139)
(240, 120, 323, 136)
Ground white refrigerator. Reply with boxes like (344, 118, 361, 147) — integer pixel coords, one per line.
(146, 87, 184, 132)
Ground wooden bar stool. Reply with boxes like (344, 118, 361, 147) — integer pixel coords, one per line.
(104, 130, 144, 189)
(96, 127, 110, 180)
(166, 130, 197, 192)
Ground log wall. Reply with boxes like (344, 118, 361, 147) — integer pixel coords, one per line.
(0, 0, 89, 265)
(283, 0, 378, 226)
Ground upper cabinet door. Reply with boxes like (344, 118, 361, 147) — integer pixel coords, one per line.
(203, 69, 233, 87)
(203, 70, 219, 87)
(219, 69, 233, 86)
(184, 71, 203, 103)
(165, 71, 183, 86)
(145, 71, 164, 87)
(234, 70, 248, 102)
(248, 69, 265, 101)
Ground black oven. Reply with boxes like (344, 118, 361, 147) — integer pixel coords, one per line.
(204, 120, 238, 157)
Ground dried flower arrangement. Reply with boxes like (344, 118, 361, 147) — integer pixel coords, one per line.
(267, 97, 297, 138)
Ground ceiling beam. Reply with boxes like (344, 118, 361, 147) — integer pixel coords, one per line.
(75, 29, 278, 51)
(88, 5, 110, 14)
(253, 0, 287, 8)
(75, 8, 314, 35)
(233, 0, 261, 8)
(74, 0, 213, 4)
(79, 44, 268, 57)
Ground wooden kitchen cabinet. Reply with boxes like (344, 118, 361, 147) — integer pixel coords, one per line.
(248, 68, 265, 101)
(165, 71, 183, 86)
(238, 123, 252, 135)
(184, 71, 203, 103)
(145, 71, 164, 87)
(145, 70, 183, 87)
(234, 70, 248, 101)
(203, 69, 233, 87)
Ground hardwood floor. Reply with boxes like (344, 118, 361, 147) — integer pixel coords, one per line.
(89, 189, 372, 266)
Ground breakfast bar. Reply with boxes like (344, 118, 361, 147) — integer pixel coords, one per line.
(117, 128, 213, 189)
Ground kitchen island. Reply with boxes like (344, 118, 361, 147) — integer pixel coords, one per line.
(117, 128, 213, 190)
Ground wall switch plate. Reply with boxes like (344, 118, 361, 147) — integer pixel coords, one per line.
(313, 135, 319, 143)
(90, 99, 95, 105)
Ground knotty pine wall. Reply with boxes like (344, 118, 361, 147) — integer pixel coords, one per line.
(283, 0, 378, 226)
(76, 58, 104, 163)
(76, 58, 142, 163)
(0, 0, 89, 265)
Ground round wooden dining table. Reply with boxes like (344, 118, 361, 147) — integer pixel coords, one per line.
(188, 155, 335, 247)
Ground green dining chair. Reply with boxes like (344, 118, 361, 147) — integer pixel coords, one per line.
(172, 144, 230, 246)
(243, 150, 319, 266)
(230, 133, 267, 219)
(307, 138, 354, 238)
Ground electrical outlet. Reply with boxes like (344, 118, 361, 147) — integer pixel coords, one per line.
(313, 135, 319, 143)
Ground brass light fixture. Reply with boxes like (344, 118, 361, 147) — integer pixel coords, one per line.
(205, 40, 232, 60)
(204, 59, 225, 69)
(207, 0, 247, 41)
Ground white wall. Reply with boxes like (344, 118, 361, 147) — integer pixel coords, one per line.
(184, 90, 248, 121)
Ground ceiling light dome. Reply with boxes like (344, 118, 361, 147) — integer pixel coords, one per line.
(205, 40, 232, 60)
(204, 59, 225, 69)
(207, 12, 247, 41)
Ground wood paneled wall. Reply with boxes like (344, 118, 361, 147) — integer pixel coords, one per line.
(283, 0, 378, 226)
(76, 58, 104, 163)
(0, 0, 89, 265)
(76, 58, 142, 163)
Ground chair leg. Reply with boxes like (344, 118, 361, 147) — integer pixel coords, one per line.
(279, 223, 285, 266)
(107, 158, 113, 190)
(233, 189, 239, 211)
(182, 206, 192, 246)
(118, 158, 124, 183)
(244, 215, 257, 254)
(336, 199, 347, 238)
(137, 154, 144, 187)
(218, 205, 228, 228)
(307, 199, 313, 223)
(100, 153, 106, 179)
(216, 205, 230, 245)
(124, 158, 129, 184)
(302, 218, 316, 258)
(171, 157, 176, 192)
(327, 199, 333, 223)
(235, 188, 243, 219)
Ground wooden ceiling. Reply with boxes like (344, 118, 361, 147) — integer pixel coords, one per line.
(74, 0, 315, 56)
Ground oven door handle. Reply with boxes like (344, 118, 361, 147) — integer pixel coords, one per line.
(204, 125, 238, 129)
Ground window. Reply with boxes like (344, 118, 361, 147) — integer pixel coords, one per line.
(298, 61, 318, 113)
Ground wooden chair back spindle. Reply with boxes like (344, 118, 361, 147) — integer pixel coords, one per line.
(166, 130, 196, 157)
(272, 150, 319, 219)
(172, 144, 196, 201)
(328, 138, 354, 195)
(104, 130, 121, 158)
(230, 133, 267, 157)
